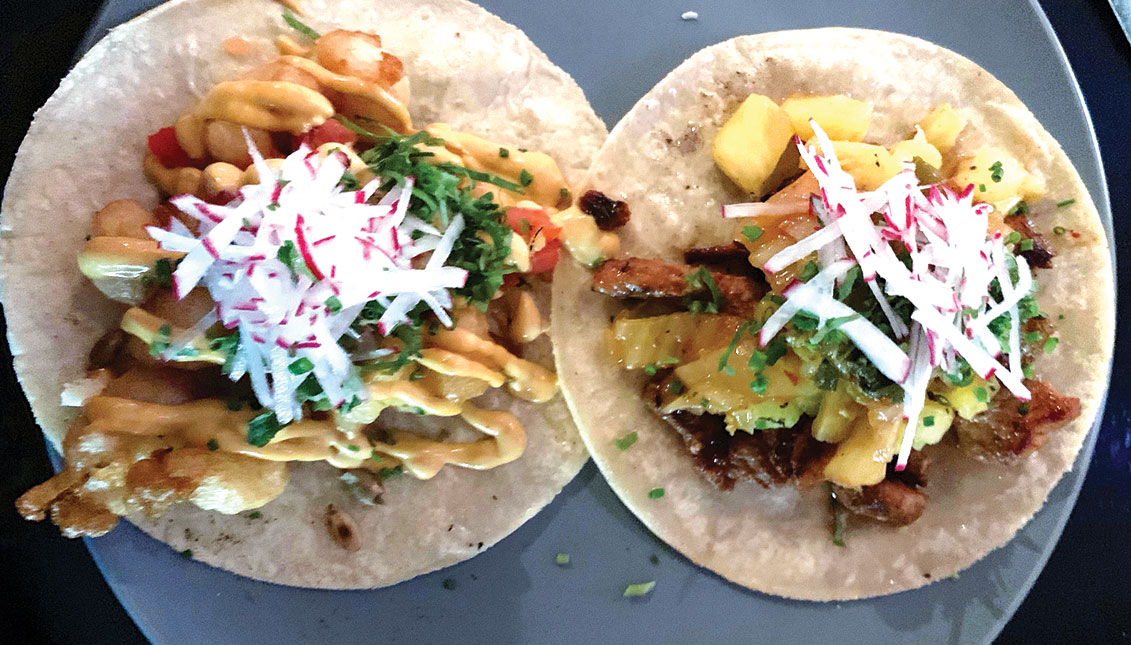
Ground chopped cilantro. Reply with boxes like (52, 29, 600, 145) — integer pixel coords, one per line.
(247, 511, 262, 519)
(741, 225, 764, 243)
(978, 183, 987, 192)
(149, 324, 172, 358)
(282, 8, 321, 40)
(749, 375, 769, 395)
(289, 357, 314, 374)
(1019, 239, 1035, 252)
(1022, 363, 1036, 379)
(989, 160, 1004, 182)
(685, 267, 724, 314)
(799, 260, 819, 282)
(555, 553, 570, 565)
(643, 363, 658, 376)
(814, 359, 839, 391)
(1024, 331, 1043, 343)
(614, 432, 638, 451)
(325, 295, 342, 313)
(648, 488, 665, 499)
(837, 265, 861, 301)
(498, 147, 509, 158)
(923, 416, 935, 427)
(1053, 226, 1066, 235)
(339, 169, 360, 191)
(518, 169, 534, 187)
(347, 444, 360, 452)
(718, 320, 756, 372)
(247, 412, 282, 447)
(668, 379, 685, 395)
(1018, 402, 1031, 416)
(1008, 200, 1030, 216)
(153, 258, 175, 289)
(180, 549, 194, 558)
(1057, 198, 1076, 208)
(206, 438, 220, 451)
(1043, 336, 1059, 353)
(277, 240, 314, 281)
(622, 581, 656, 597)
(379, 465, 404, 479)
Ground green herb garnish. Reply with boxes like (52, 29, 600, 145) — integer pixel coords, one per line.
(614, 432, 638, 451)
(648, 488, 665, 499)
(741, 225, 763, 243)
(519, 169, 534, 187)
(247, 412, 283, 447)
(289, 357, 314, 374)
(1043, 336, 1059, 353)
(149, 324, 173, 358)
(206, 439, 220, 451)
(623, 581, 656, 597)
(498, 147, 509, 158)
(1057, 198, 1076, 208)
(989, 160, 1004, 182)
(283, 8, 321, 40)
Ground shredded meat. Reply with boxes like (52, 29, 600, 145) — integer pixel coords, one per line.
(578, 189, 631, 230)
(592, 257, 765, 314)
(832, 480, 927, 526)
(1005, 214, 1055, 268)
(643, 379, 833, 490)
(954, 378, 1080, 461)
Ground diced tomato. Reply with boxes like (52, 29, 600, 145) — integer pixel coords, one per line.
(529, 238, 561, 273)
(147, 126, 200, 169)
(298, 120, 359, 149)
(506, 206, 560, 243)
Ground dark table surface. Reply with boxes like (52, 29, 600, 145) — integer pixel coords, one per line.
(2, 0, 1129, 642)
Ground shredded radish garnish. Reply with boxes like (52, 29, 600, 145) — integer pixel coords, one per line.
(733, 120, 1036, 468)
(146, 133, 469, 424)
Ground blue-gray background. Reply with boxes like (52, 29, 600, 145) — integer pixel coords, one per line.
(1, 0, 1128, 642)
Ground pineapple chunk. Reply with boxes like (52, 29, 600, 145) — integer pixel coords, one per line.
(811, 383, 863, 443)
(712, 94, 795, 197)
(950, 147, 1047, 204)
(941, 375, 1000, 420)
(781, 95, 872, 142)
(889, 128, 942, 171)
(918, 103, 966, 152)
(608, 313, 743, 369)
(912, 400, 955, 450)
(823, 405, 902, 488)
(802, 141, 895, 191)
(666, 342, 807, 414)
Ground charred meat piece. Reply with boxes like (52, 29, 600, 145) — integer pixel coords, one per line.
(954, 378, 1080, 461)
(592, 257, 765, 314)
(683, 242, 750, 265)
(832, 479, 927, 526)
(1005, 214, 1055, 269)
(578, 189, 631, 231)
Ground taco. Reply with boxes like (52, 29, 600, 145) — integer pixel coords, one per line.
(552, 29, 1113, 600)
(3, 0, 612, 588)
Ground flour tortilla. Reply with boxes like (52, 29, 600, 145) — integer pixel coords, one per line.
(0, 0, 606, 588)
(552, 28, 1113, 601)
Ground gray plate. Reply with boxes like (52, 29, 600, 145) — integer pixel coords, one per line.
(75, 0, 1110, 643)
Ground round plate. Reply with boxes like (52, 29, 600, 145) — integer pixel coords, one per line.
(72, 0, 1112, 642)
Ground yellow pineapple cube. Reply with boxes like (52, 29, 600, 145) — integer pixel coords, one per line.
(712, 94, 795, 197)
(919, 103, 967, 152)
(781, 94, 872, 142)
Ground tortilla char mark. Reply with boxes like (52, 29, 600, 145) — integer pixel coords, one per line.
(591, 256, 766, 314)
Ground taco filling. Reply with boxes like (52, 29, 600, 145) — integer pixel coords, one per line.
(593, 93, 1080, 530)
(16, 14, 609, 540)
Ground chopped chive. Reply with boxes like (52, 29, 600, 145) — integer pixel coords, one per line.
(206, 438, 220, 451)
(1053, 226, 1066, 235)
(623, 581, 656, 597)
(614, 432, 638, 451)
(519, 169, 534, 186)
(347, 444, 360, 452)
(989, 160, 1004, 182)
(1019, 239, 1034, 252)
(648, 487, 665, 499)
(555, 553, 570, 565)
(325, 295, 342, 313)
(643, 364, 658, 376)
(1018, 402, 1031, 415)
(1056, 198, 1076, 208)
(247, 511, 262, 519)
(668, 380, 685, 395)
(978, 183, 987, 192)
(442, 578, 457, 590)
(498, 147, 510, 158)
(180, 549, 194, 558)
(282, 8, 321, 40)
(1005, 231, 1022, 245)
(1022, 363, 1036, 379)
(923, 416, 935, 427)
